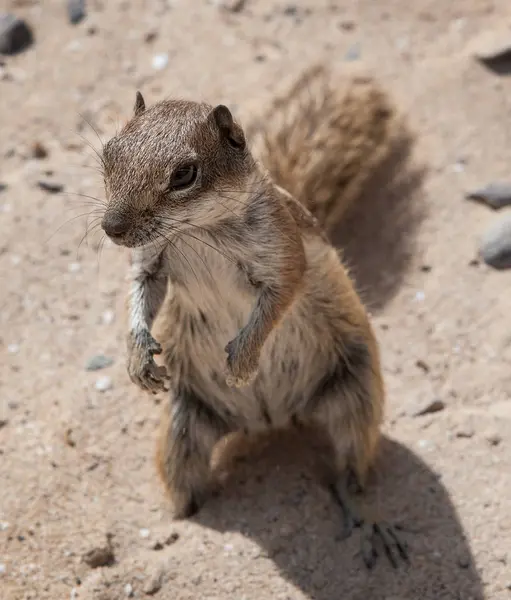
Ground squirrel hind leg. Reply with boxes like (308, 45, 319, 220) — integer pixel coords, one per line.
(156, 387, 232, 519)
(296, 339, 408, 569)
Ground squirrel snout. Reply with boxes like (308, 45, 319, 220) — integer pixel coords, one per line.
(101, 212, 131, 238)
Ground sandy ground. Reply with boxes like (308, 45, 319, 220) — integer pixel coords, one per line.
(1, 0, 511, 599)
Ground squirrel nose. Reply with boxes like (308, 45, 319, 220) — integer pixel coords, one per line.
(101, 212, 131, 237)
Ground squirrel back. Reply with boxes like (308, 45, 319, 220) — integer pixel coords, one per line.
(246, 65, 400, 233)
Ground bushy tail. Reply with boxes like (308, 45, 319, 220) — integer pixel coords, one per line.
(247, 65, 401, 233)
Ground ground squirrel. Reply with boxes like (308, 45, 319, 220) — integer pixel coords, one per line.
(99, 65, 408, 569)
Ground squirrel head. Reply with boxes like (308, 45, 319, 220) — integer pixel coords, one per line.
(100, 92, 256, 248)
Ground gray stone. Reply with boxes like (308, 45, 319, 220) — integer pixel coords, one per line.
(466, 182, 511, 209)
(479, 214, 511, 269)
(85, 355, 114, 371)
(68, 0, 86, 25)
(0, 14, 33, 55)
(410, 398, 445, 417)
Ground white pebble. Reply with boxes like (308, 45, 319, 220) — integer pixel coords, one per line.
(124, 583, 134, 597)
(70, 588, 78, 600)
(139, 528, 150, 538)
(0, 203, 11, 213)
(7, 343, 20, 354)
(0, 521, 10, 531)
(0, 563, 5, 575)
(102, 310, 115, 325)
(68, 262, 81, 273)
(418, 439, 432, 449)
(95, 376, 113, 392)
(414, 291, 425, 302)
(152, 53, 169, 70)
(10, 255, 21, 265)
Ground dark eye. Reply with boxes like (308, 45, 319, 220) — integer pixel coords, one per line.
(168, 164, 198, 191)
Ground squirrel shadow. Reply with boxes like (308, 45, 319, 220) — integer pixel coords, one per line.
(194, 431, 484, 600)
(330, 126, 427, 314)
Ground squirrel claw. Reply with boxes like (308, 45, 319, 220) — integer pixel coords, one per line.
(224, 334, 259, 387)
(127, 330, 170, 393)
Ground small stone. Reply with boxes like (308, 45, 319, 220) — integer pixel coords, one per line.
(217, 0, 246, 11)
(345, 44, 361, 61)
(85, 355, 114, 371)
(472, 32, 511, 72)
(457, 554, 471, 569)
(0, 419, 7, 429)
(0, 14, 33, 55)
(0, 563, 5, 575)
(0, 183, 6, 193)
(485, 431, 502, 446)
(283, 4, 298, 16)
(479, 214, 511, 270)
(95, 376, 112, 392)
(0, 521, 9, 531)
(139, 528, 150, 539)
(415, 359, 430, 373)
(466, 182, 511, 209)
(37, 180, 64, 194)
(68, 0, 86, 25)
(68, 262, 81, 273)
(82, 544, 115, 568)
(143, 567, 163, 595)
(151, 53, 168, 70)
(31, 141, 48, 159)
(7, 343, 20, 354)
(455, 427, 474, 439)
(124, 583, 134, 597)
(101, 310, 115, 325)
(410, 398, 445, 417)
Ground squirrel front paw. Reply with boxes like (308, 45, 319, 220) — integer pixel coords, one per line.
(224, 331, 259, 388)
(127, 330, 170, 393)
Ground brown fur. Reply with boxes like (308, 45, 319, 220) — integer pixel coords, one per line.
(100, 65, 408, 568)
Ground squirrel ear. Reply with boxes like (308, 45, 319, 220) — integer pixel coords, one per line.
(134, 91, 146, 117)
(211, 105, 245, 150)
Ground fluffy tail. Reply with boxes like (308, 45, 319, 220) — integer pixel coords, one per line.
(247, 65, 401, 233)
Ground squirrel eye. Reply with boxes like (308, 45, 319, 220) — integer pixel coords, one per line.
(168, 164, 198, 191)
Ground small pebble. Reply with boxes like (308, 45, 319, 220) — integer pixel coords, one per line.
(455, 427, 474, 439)
(466, 182, 511, 210)
(345, 44, 361, 61)
(152, 53, 168, 70)
(0, 183, 6, 193)
(68, 0, 86, 25)
(472, 32, 511, 72)
(0, 563, 5, 575)
(0, 14, 33, 55)
(31, 141, 48, 159)
(479, 213, 511, 270)
(37, 180, 64, 194)
(85, 354, 114, 371)
(0, 419, 7, 429)
(82, 544, 114, 568)
(216, 0, 246, 11)
(68, 262, 81, 273)
(0, 521, 9, 530)
(415, 291, 425, 302)
(143, 566, 163, 595)
(102, 310, 115, 325)
(139, 528, 150, 538)
(485, 431, 502, 446)
(95, 376, 112, 392)
(124, 583, 134, 597)
(410, 398, 445, 417)
(7, 343, 20, 354)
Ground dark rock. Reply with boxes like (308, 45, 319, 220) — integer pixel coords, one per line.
(68, 0, 86, 25)
(82, 544, 115, 568)
(31, 141, 48, 160)
(466, 182, 511, 209)
(0, 183, 6, 193)
(410, 398, 445, 417)
(37, 180, 64, 194)
(479, 214, 511, 269)
(0, 14, 33, 55)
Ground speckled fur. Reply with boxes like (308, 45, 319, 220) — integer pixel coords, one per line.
(100, 66, 406, 567)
